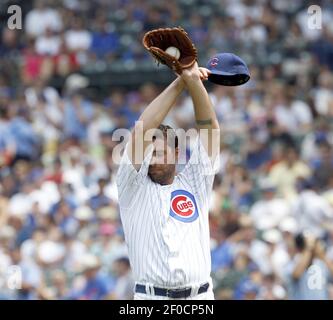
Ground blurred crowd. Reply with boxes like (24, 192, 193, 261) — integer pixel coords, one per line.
(1, 0, 333, 300)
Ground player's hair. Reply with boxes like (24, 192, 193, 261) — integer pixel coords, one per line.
(152, 124, 178, 149)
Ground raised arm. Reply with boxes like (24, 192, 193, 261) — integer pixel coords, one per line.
(129, 77, 185, 171)
(181, 62, 220, 158)
(291, 235, 315, 280)
(313, 239, 333, 277)
(291, 248, 313, 280)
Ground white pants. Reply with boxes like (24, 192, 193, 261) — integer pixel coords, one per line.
(134, 290, 215, 300)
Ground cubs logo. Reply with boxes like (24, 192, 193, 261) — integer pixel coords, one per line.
(210, 57, 219, 67)
(169, 190, 199, 223)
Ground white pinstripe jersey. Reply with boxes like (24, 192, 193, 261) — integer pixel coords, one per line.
(116, 137, 217, 288)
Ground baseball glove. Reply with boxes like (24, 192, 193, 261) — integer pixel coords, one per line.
(142, 27, 197, 74)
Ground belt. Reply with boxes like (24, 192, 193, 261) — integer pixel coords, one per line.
(135, 282, 209, 299)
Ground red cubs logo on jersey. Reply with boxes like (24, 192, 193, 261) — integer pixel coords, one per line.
(169, 190, 198, 222)
(171, 195, 194, 217)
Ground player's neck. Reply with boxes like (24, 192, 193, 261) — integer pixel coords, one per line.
(150, 171, 176, 185)
(159, 175, 175, 185)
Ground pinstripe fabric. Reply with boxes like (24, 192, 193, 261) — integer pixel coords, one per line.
(116, 137, 218, 291)
(134, 290, 215, 300)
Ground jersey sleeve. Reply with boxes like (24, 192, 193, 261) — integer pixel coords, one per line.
(179, 136, 220, 196)
(116, 143, 153, 206)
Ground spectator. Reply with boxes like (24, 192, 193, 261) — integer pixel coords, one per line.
(284, 233, 333, 300)
(89, 178, 112, 210)
(313, 70, 333, 117)
(0, 106, 16, 166)
(63, 92, 94, 141)
(111, 257, 134, 300)
(90, 19, 119, 60)
(35, 28, 62, 57)
(269, 145, 312, 200)
(25, 0, 63, 38)
(65, 17, 92, 55)
(46, 270, 69, 299)
(250, 178, 290, 231)
(292, 178, 333, 238)
(0, 29, 23, 58)
(211, 228, 234, 273)
(311, 140, 333, 190)
(10, 246, 42, 300)
(70, 254, 113, 300)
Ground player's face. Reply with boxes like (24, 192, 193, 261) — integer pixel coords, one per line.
(148, 138, 178, 185)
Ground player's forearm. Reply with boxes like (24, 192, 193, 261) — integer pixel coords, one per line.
(129, 77, 184, 170)
(292, 249, 313, 279)
(187, 80, 219, 129)
(137, 77, 184, 131)
(185, 76, 220, 157)
(323, 256, 333, 276)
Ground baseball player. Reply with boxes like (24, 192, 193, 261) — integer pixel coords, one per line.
(116, 58, 220, 300)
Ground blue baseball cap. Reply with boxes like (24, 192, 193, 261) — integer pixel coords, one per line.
(207, 53, 250, 86)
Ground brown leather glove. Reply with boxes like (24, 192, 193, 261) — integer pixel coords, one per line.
(142, 27, 197, 74)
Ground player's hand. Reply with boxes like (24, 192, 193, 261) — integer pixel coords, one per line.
(314, 240, 326, 260)
(305, 234, 316, 251)
(181, 62, 210, 82)
(181, 61, 201, 81)
(198, 67, 211, 81)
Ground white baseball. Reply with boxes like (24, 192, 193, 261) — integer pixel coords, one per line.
(165, 46, 180, 60)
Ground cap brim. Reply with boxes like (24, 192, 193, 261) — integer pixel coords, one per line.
(208, 72, 250, 86)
